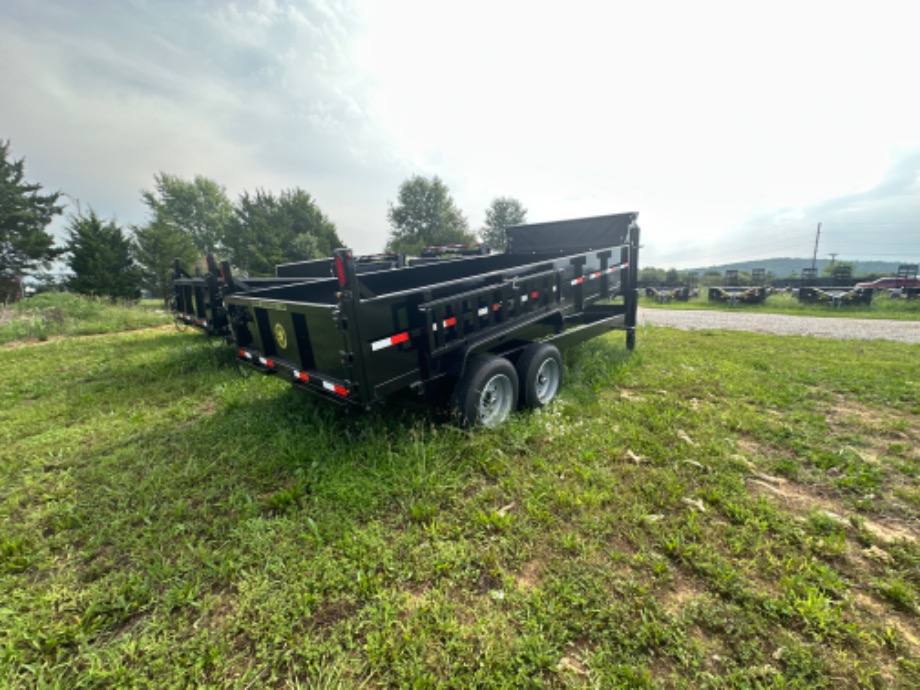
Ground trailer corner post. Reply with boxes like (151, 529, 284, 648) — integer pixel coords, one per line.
(333, 248, 371, 403)
(625, 219, 641, 351)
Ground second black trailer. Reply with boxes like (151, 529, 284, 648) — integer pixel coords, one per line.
(225, 213, 640, 427)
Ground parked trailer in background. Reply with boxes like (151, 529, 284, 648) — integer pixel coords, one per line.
(707, 269, 768, 305)
(645, 286, 692, 303)
(708, 286, 768, 305)
(407, 243, 491, 267)
(225, 213, 640, 427)
(796, 286, 873, 307)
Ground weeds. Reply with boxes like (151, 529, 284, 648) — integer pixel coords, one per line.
(642, 291, 920, 320)
(0, 325, 918, 687)
(0, 292, 169, 345)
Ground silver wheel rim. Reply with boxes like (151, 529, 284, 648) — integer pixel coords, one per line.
(478, 373, 514, 428)
(534, 358, 560, 404)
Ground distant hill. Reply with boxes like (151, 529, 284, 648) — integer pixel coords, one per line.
(686, 258, 913, 278)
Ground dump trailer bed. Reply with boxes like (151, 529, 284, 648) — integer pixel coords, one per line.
(172, 253, 404, 338)
(225, 213, 640, 425)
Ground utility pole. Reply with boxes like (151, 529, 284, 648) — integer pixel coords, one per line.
(811, 222, 821, 271)
(828, 252, 838, 267)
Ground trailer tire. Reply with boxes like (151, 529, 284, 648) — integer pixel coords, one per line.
(451, 356, 519, 428)
(516, 343, 563, 409)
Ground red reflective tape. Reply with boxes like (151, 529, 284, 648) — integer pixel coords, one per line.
(371, 331, 409, 351)
(265, 359, 274, 368)
(573, 277, 584, 285)
(493, 303, 501, 311)
(592, 272, 601, 279)
(294, 370, 309, 382)
(443, 317, 457, 328)
(322, 380, 348, 396)
(531, 291, 539, 299)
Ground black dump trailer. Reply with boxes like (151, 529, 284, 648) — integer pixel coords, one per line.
(225, 213, 640, 427)
(407, 243, 491, 267)
(172, 254, 307, 338)
(172, 253, 405, 338)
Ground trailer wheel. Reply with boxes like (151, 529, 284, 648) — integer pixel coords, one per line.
(452, 356, 519, 428)
(516, 343, 562, 409)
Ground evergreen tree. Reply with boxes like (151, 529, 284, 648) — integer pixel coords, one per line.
(0, 140, 63, 300)
(66, 210, 139, 300)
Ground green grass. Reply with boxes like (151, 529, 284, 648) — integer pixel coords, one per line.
(642, 291, 920, 320)
(1, 325, 919, 687)
(0, 293, 171, 345)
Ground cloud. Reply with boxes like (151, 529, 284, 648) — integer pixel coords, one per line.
(1, 0, 406, 249)
(2, 0, 919, 263)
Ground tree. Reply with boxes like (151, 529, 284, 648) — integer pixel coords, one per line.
(480, 197, 527, 251)
(66, 210, 139, 300)
(224, 188, 343, 276)
(385, 176, 474, 254)
(0, 140, 63, 300)
(133, 219, 197, 307)
(823, 261, 855, 277)
(141, 173, 233, 253)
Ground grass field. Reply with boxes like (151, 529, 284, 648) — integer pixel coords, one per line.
(0, 293, 170, 345)
(641, 291, 920, 321)
(1, 324, 918, 688)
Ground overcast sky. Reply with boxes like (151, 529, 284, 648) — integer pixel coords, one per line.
(2, 0, 918, 268)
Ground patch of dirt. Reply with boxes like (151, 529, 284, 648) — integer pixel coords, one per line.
(852, 592, 920, 654)
(823, 395, 918, 451)
(747, 477, 917, 544)
(310, 598, 357, 629)
(734, 437, 772, 461)
(0, 324, 173, 351)
(618, 389, 646, 403)
(514, 559, 541, 591)
(662, 578, 707, 617)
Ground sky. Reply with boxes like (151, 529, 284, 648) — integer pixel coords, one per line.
(1, 0, 918, 269)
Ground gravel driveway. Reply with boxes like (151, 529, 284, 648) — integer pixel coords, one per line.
(638, 308, 920, 344)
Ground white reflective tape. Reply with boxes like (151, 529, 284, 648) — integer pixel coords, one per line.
(477, 307, 488, 316)
(258, 356, 267, 365)
(370, 338, 390, 351)
(520, 295, 528, 303)
(322, 381, 335, 392)
(553, 286, 557, 292)
(432, 323, 438, 331)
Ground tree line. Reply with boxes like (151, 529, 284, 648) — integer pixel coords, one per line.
(1, 140, 527, 304)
